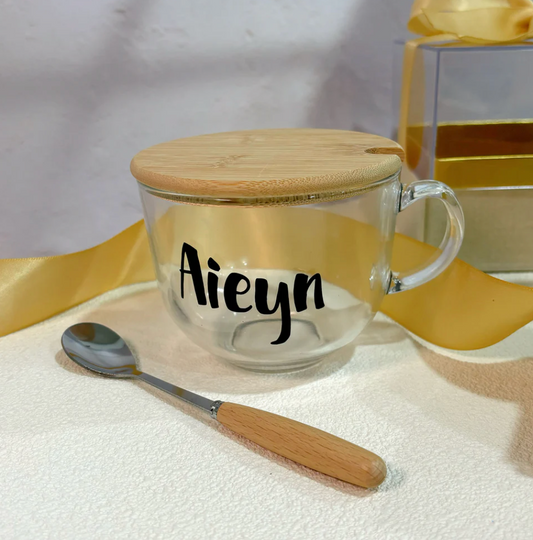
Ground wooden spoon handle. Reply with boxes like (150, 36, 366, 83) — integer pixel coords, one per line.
(216, 402, 386, 488)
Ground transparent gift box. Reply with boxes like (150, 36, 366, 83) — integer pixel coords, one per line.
(393, 41, 533, 272)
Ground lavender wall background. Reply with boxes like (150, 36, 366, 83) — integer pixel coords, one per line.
(0, 0, 413, 257)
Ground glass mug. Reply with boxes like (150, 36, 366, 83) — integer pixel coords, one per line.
(133, 129, 464, 371)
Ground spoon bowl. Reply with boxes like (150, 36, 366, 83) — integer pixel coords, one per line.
(61, 323, 139, 378)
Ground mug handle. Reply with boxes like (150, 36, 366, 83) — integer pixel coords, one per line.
(387, 180, 465, 294)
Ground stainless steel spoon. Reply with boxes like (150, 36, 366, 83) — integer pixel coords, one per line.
(61, 322, 386, 488)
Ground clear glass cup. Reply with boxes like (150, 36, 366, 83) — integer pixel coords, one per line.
(138, 173, 464, 371)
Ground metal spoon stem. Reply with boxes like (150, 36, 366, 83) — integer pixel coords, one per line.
(136, 371, 218, 415)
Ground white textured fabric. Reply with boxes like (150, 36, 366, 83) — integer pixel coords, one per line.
(2, 282, 533, 539)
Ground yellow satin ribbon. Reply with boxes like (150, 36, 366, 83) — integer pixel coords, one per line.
(2, 215, 533, 350)
(3, 0, 533, 349)
(0, 221, 154, 337)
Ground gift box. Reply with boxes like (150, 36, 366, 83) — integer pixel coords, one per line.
(394, 41, 533, 272)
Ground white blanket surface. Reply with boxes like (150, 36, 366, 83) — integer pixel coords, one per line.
(2, 282, 533, 539)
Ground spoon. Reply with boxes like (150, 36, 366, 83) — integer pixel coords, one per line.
(61, 322, 386, 488)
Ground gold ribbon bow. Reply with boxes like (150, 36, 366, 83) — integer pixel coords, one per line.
(3, 0, 533, 350)
(410, 0, 533, 44)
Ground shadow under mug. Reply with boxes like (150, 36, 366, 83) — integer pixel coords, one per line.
(138, 172, 464, 371)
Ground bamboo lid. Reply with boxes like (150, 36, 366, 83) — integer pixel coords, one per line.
(131, 129, 404, 204)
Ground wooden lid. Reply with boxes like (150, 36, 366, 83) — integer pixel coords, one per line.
(131, 129, 404, 204)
